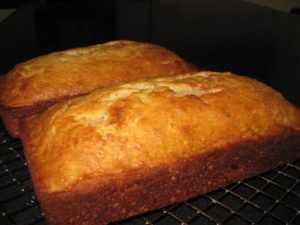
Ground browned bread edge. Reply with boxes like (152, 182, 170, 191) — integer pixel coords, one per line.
(23, 131, 300, 225)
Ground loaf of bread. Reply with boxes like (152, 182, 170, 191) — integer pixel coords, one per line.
(21, 71, 300, 225)
(0, 40, 195, 137)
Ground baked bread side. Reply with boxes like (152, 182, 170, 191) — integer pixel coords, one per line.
(21, 71, 300, 225)
(0, 40, 195, 137)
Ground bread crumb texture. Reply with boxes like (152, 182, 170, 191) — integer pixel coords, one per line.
(22, 71, 300, 193)
(0, 40, 194, 108)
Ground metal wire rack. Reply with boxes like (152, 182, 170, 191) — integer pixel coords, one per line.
(0, 121, 299, 225)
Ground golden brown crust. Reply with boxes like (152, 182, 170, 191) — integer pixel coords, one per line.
(0, 40, 195, 108)
(21, 71, 300, 193)
(26, 132, 300, 225)
(21, 71, 300, 224)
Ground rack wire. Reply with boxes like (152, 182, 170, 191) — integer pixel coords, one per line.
(0, 121, 299, 225)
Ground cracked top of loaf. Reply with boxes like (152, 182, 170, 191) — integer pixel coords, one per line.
(0, 40, 194, 108)
(21, 71, 300, 193)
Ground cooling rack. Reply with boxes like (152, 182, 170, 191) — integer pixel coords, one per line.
(0, 122, 299, 225)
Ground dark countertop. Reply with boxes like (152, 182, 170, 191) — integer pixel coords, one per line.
(1, 0, 300, 105)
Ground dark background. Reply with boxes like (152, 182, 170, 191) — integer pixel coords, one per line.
(0, 0, 300, 105)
